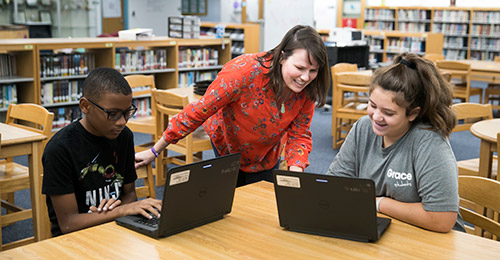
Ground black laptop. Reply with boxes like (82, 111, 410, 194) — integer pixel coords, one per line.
(273, 170, 391, 242)
(116, 153, 241, 238)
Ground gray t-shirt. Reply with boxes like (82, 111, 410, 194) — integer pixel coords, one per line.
(327, 116, 465, 232)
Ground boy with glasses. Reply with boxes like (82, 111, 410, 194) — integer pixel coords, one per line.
(42, 67, 162, 236)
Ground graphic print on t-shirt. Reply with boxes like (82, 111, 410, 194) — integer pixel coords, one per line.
(386, 168, 413, 188)
(79, 151, 124, 207)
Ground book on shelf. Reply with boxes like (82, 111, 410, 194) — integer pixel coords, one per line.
(49, 106, 82, 130)
(0, 53, 17, 77)
(114, 49, 167, 73)
(40, 52, 95, 78)
(41, 79, 83, 105)
(178, 47, 219, 68)
(132, 97, 151, 118)
(0, 84, 17, 108)
(178, 70, 218, 88)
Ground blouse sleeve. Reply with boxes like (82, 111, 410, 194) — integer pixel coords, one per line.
(284, 99, 315, 170)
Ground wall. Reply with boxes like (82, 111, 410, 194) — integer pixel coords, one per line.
(127, 0, 181, 36)
(314, 0, 337, 31)
(263, 0, 314, 50)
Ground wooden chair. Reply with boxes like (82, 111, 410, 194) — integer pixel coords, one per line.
(458, 175, 500, 240)
(330, 63, 358, 137)
(152, 89, 213, 186)
(436, 60, 483, 103)
(451, 103, 497, 178)
(125, 75, 157, 153)
(484, 56, 500, 111)
(422, 53, 444, 63)
(135, 163, 155, 199)
(0, 103, 54, 250)
(332, 71, 371, 149)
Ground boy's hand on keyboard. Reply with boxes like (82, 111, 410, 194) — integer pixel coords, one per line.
(118, 198, 162, 219)
(89, 198, 122, 213)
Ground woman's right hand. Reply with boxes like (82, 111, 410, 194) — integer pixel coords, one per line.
(134, 149, 156, 168)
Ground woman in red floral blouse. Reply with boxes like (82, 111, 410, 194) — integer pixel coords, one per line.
(135, 25, 330, 186)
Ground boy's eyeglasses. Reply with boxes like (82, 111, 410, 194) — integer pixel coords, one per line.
(87, 98, 137, 121)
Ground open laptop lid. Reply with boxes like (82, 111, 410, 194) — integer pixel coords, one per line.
(156, 153, 241, 237)
(273, 170, 390, 242)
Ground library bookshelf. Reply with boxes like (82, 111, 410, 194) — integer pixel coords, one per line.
(364, 30, 443, 66)
(363, 6, 500, 60)
(0, 40, 37, 114)
(200, 22, 260, 58)
(0, 37, 232, 130)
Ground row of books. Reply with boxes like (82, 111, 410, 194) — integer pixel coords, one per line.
(48, 106, 82, 130)
(470, 38, 500, 51)
(433, 10, 470, 22)
(396, 22, 429, 33)
(470, 51, 500, 61)
(386, 37, 426, 54)
(178, 70, 218, 88)
(364, 21, 394, 31)
(470, 24, 500, 37)
(471, 11, 500, 24)
(115, 49, 168, 73)
(443, 49, 467, 60)
(178, 47, 219, 68)
(0, 84, 18, 108)
(443, 37, 468, 49)
(41, 79, 83, 105)
(432, 24, 468, 36)
(367, 38, 384, 51)
(0, 54, 17, 77)
(397, 10, 430, 21)
(132, 97, 151, 118)
(365, 9, 395, 20)
(40, 53, 95, 78)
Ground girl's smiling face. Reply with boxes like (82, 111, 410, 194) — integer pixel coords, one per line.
(367, 86, 420, 147)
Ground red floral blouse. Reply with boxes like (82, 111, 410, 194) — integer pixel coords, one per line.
(163, 52, 315, 172)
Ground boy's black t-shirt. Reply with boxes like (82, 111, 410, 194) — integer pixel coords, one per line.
(42, 119, 137, 236)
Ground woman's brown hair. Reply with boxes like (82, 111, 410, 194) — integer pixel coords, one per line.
(257, 25, 330, 107)
(370, 53, 456, 137)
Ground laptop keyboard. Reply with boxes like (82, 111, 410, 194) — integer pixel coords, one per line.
(136, 214, 160, 228)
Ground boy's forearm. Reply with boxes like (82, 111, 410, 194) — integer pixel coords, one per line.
(58, 208, 125, 234)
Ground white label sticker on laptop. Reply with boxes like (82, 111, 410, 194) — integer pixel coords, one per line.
(276, 175, 301, 188)
(170, 170, 190, 186)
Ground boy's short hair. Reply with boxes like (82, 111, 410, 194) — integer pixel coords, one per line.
(82, 67, 132, 101)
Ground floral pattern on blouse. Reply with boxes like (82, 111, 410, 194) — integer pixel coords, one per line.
(163, 52, 315, 172)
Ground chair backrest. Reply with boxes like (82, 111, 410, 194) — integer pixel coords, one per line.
(451, 103, 493, 132)
(458, 175, 500, 239)
(124, 74, 156, 117)
(5, 103, 54, 146)
(423, 53, 445, 63)
(331, 63, 358, 89)
(495, 56, 500, 63)
(435, 60, 471, 82)
(151, 89, 190, 141)
(135, 163, 155, 199)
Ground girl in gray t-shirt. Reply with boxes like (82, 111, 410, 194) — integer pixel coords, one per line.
(327, 53, 465, 233)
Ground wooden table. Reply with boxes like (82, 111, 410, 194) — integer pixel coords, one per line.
(2, 181, 500, 259)
(470, 118, 500, 179)
(166, 86, 202, 103)
(0, 123, 47, 243)
(460, 60, 500, 82)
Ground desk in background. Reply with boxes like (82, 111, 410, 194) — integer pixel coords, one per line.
(0, 123, 48, 244)
(1, 181, 499, 259)
(461, 60, 500, 83)
(470, 118, 500, 180)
